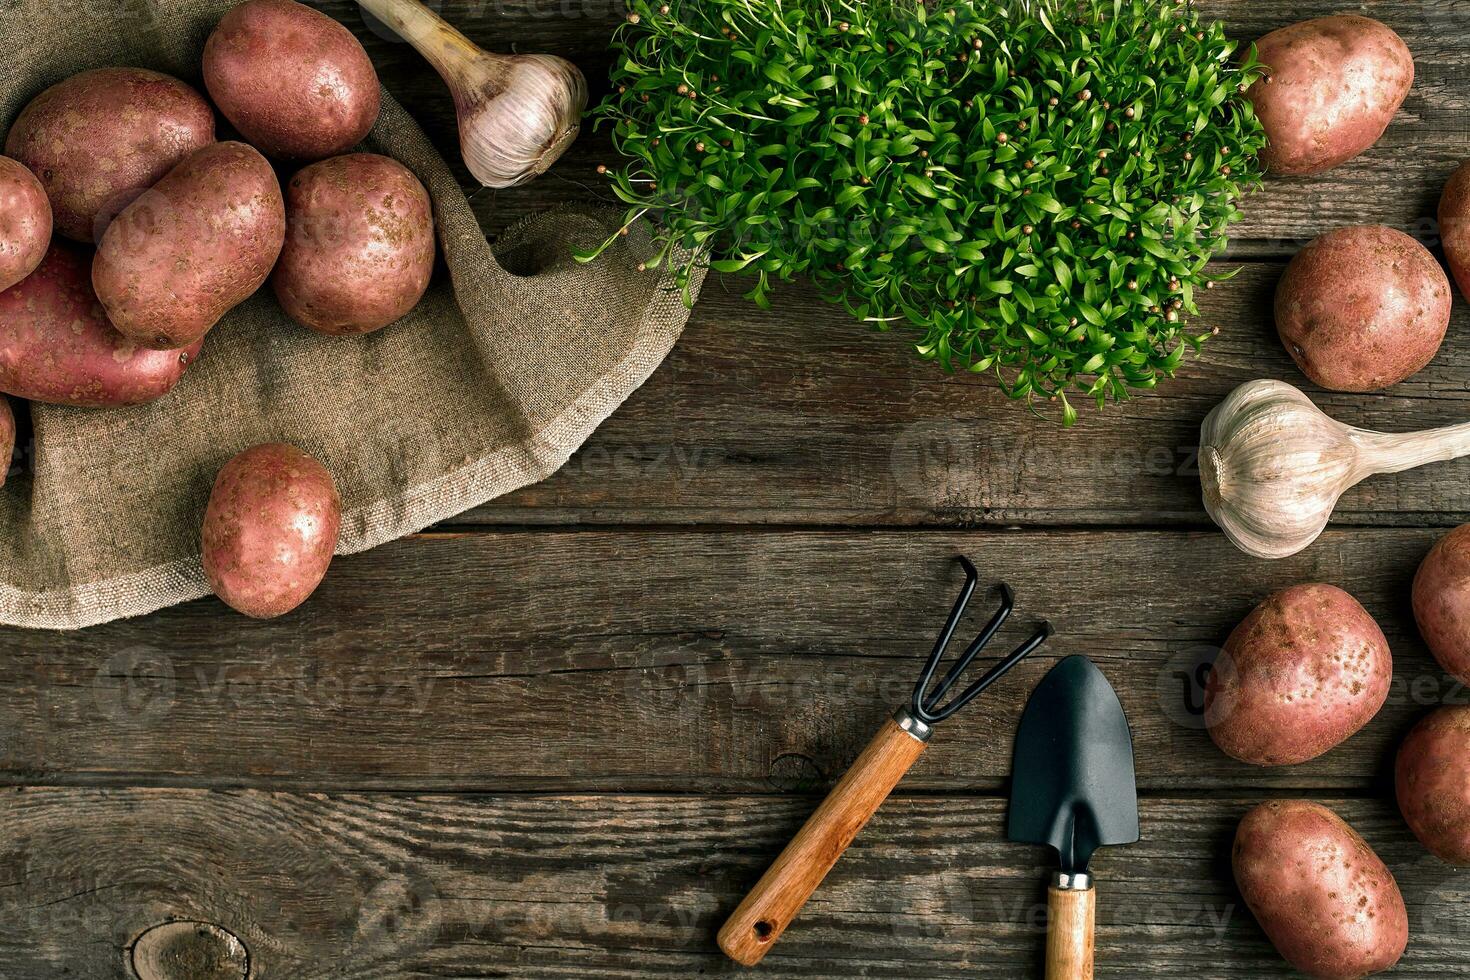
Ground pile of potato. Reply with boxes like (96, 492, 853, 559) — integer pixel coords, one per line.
(1206, 584, 1406, 978)
(1247, 14, 1470, 394)
(0, 0, 439, 617)
(1205, 545, 1470, 978)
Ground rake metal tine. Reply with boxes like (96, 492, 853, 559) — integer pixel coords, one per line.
(910, 555, 979, 716)
(925, 621, 1053, 723)
(921, 582, 1014, 713)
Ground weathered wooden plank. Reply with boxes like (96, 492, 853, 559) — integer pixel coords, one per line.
(0, 528, 1456, 792)
(328, 0, 1470, 250)
(0, 788, 1463, 978)
(447, 261, 1470, 527)
(10, 260, 1465, 528)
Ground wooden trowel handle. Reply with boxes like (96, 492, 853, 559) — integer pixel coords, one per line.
(1046, 874, 1096, 980)
(717, 712, 930, 967)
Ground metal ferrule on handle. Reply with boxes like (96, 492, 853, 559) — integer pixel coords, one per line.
(892, 707, 933, 743)
(1054, 870, 1093, 891)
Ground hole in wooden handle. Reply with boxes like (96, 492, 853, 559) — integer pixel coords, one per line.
(753, 920, 775, 942)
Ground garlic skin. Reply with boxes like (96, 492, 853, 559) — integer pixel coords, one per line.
(454, 54, 587, 188)
(357, 0, 587, 188)
(1200, 380, 1364, 559)
(1201, 379, 1470, 559)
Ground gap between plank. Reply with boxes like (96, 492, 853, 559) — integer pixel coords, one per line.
(0, 771, 1390, 800)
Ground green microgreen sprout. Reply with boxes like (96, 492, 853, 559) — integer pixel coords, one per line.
(581, 0, 1266, 424)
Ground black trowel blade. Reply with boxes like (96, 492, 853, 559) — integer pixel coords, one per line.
(1007, 655, 1139, 873)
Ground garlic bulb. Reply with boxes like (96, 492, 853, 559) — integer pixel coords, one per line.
(357, 0, 587, 188)
(1200, 379, 1470, 559)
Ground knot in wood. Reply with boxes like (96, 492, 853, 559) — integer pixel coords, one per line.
(130, 921, 248, 980)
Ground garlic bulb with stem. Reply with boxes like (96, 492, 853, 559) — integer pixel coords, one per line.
(357, 0, 587, 188)
(1200, 379, 1470, 559)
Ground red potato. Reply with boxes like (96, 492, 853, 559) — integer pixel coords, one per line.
(1413, 523, 1470, 683)
(204, 0, 381, 161)
(1397, 706, 1470, 865)
(0, 397, 13, 489)
(202, 443, 341, 619)
(93, 142, 285, 350)
(3, 67, 214, 242)
(0, 156, 50, 292)
(1248, 16, 1413, 176)
(1275, 225, 1450, 392)
(273, 153, 436, 335)
(0, 244, 201, 408)
(1439, 161, 1470, 298)
(1234, 801, 1408, 979)
(1206, 583, 1391, 766)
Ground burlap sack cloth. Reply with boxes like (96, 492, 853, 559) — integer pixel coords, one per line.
(0, 0, 703, 630)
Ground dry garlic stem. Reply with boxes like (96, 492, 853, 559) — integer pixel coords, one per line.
(1200, 379, 1470, 559)
(358, 0, 587, 188)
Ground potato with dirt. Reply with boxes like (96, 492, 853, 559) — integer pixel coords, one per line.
(0, 155, 50, 292)
(1397, 705, 1470, 865)
(202, 443, 342, 619)
(3, 67, 215, 242)
(273, 153, 436, 335)
(93, 142, 285, 350)
(0, 397, 13, 489)
(1439, 161, 1470, 298)
(1412, 523, 1470, 684)
(0, 244, 202, 408)
(1247, 15, 1413, 176)
(204, 0, 381, 161)
(1234, 800, 1408, 978)
(1275, 225, 1450, 391)
(1205, 583, 1391, 766)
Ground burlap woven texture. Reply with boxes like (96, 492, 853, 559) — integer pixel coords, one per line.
(0, 0, 703, 630)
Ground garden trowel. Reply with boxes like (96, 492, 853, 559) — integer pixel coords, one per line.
(1008, 655, 1139, 980)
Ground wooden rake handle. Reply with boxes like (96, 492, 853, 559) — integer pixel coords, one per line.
(1046, 874, 1096, 980)
(717, 712, 930, 967)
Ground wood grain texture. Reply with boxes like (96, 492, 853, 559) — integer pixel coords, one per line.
(7, 0, 1470, 974)
(0, 527, 1455, 792)
(459, 262, 1470, 528)
(1046, 886, 1096, 980)
(0, 788, 1464, 979)
(718, 716, 928, 965)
